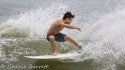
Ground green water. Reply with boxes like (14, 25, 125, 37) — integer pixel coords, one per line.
(0, 57, 94, 70)
(0, 0, 125, 69)
(0, 28, 125, 70)
(1, 57, 125, 70)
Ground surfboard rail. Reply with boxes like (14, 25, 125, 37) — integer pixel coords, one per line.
(24, 53, 81, 59)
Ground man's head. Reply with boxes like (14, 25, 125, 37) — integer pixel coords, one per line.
(62, 11, 75, 24)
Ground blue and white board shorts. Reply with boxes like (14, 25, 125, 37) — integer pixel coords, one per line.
(46, 33, 66, 42)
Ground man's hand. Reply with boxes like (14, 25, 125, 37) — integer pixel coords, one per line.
(77, 27, 81, 32)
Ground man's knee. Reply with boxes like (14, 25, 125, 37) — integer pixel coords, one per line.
(64, 35, 70, 41)
(50, 35, 55, 41)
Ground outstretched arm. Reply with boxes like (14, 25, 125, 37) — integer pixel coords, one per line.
(59, 22, 81, 31)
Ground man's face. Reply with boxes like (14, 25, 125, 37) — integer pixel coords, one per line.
(66, 18, 73, 24)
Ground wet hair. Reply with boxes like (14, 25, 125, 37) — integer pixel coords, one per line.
(63, 11, 75, 20)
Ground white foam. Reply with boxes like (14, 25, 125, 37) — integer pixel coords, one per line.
(77, 9, 125, 70)
(1, 3, 68, 38)
(1, 1, 125, 69)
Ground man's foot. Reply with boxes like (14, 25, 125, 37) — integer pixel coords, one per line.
(79, 46, 82, 50)
(78, 46, 83, 53)
(52, 51, 58, 56)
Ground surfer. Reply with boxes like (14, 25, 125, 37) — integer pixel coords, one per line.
(46, 11, 82, 56)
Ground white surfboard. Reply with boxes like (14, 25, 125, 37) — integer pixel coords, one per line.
(24, 53, 81, 59)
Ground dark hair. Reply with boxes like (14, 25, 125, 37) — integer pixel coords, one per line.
(63, 11, 75, 20)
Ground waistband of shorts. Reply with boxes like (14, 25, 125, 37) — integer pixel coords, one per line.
(47, 34, 55, 36)
(47, 33, 59, 36)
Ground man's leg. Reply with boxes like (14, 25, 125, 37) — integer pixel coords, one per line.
(64, 35, 81, 48)
(49, 35, 58, 56)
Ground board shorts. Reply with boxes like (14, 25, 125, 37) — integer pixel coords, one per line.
(46, 33, 66, 42)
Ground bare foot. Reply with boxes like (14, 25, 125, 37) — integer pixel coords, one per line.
(52, 51, 58, 56)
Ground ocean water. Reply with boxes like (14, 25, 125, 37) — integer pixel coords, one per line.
(0, 0, 125, 70)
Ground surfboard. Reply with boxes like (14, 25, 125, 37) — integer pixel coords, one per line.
(24, 53, 81, 59)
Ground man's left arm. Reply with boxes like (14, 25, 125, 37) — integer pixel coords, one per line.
(59, 21, 81, 31)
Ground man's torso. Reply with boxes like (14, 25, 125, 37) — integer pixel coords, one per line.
(47, 20, 64, 35)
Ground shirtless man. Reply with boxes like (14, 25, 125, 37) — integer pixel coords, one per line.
(46, 11, 82, 56)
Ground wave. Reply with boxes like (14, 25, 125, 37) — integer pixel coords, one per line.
(0, 1, 125, 70)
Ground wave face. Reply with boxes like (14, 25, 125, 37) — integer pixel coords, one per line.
(0, 0, 125, 70)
